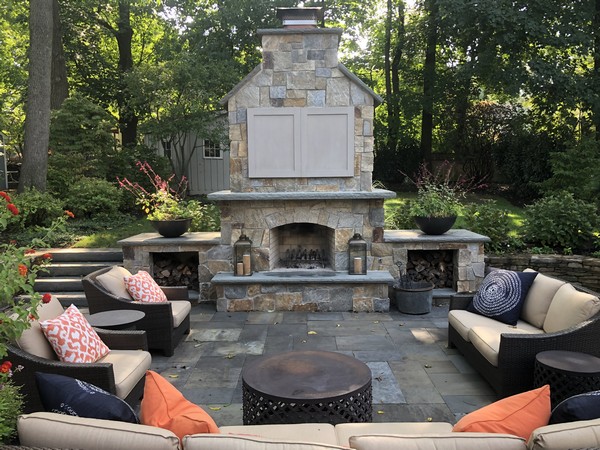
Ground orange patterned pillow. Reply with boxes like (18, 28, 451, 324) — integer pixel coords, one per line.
(40, 304, 110, 363)
(124, 270, 167, 303)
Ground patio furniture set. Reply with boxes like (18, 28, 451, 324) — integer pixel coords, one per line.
(8, 264, 600, 450)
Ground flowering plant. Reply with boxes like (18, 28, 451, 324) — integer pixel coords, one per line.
(406, 161, 483, 218)
(0, 360, 24, 443)
(118, 161, 192, 221)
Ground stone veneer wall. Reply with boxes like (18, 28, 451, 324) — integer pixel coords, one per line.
(486, 254, 600, 292)
(224, 28, 375, 193)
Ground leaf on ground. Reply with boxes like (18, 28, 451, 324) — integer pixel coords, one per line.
(225, 353, 235, 359)
(424, 364, 432, 369)
(209, 406, 221, 411)
(377, 410, 385, 415)
(336, 324, 341, 327)
(167, 374, 179, 378)
(373, 320, 380, 324)
(308, 331, 317, 335)
(427, 417, 433, 422)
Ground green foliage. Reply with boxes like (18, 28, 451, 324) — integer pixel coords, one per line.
(462, 201, 523, 253)
(0, 381, 24, 443)
(540, 138, 600, 205)
(187, 200, 220, 232)
(10, 188, 64, 229)
(48, 94, 117, 197)
(385, 200, 415, 229)
(64, 177, 123, 219)
(523, 192, 599, 252)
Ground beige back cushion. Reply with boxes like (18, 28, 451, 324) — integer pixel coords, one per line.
(348, 434, 527, 450)
(529, 418, 600, 450)
(520, 269, 566, 328)
(543, 284, 600, 333)
(15, 295, 64, 359)
(183, 434, 348, 450)
(18, 412, 180, 450)
(96, 265, 133, 300)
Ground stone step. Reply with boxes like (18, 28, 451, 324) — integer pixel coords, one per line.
(35, 276, 84, 292)
(43, 261, 121, 277)
(46, 248, 123, 263)
(53, 292, 88, 308)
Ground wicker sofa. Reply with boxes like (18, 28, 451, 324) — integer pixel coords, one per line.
(82, 266, 192, 356)
(448, 269, 600, 398)
(17, 411, 600, 450)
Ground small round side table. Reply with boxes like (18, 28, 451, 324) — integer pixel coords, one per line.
(86, 310, 145, 330)
(534, 350, 600, 408)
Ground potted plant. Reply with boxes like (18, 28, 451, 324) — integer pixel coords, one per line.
(118, 161, 193, 238)
(392, 262, 434, 315)
(405, 161, 479, 235)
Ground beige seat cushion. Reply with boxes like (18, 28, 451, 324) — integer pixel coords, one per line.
(449, 310, 541, 343)
(528, 418, 600, 450)
(221, 424, 337, 445)
(14, 296, 64, 359)
(469, 323, 544, 366)
(183, 434, 348, 450)
(96, 265, 133, 300)
(520, 269, 565, 328)
(543, 284, 600, 333)
(171, 300, 192, 328)
(18, 412, 180, 450)
(335, 422, 452, 446)
(348, 433, 527, 450)
(97, 349, 151, 399)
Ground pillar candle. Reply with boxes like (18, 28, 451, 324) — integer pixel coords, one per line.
(236, 262, 244, 276)
(353, 257, 363, 274)
(243, 253, 251, 275)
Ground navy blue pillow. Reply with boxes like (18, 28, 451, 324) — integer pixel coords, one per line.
(550, 390, 600, 424)
(35, 372, 138, 423)
(467, 269, 538, 325)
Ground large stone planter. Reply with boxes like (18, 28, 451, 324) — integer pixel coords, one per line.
(394, 281, 434, 314)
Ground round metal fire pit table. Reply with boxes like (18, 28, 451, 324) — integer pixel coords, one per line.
(242, 350, 372, 425)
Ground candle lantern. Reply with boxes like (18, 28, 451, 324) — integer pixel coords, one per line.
(348, 233, 367, 275)
(234, 233, 253, 276)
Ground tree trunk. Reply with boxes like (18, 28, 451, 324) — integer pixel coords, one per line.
(389, 1, 405, 148)
(115, 0, 137, 147)
(420, 0, 438, 167)
(51, 0, 68, 110)
(20, 0, 53, 193)
(384, 0, 393, 146)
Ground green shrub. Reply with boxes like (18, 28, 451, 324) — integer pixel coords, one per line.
(523, 191, 599, 252)
(64, 178, 123, 219)
(11, 188, 64, 229)
(187, 200, 220, 232)
(385, 201, 415, 229)
(462, 201, 522, 253)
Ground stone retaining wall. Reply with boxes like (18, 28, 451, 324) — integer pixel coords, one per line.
(486, 254, 600, 292)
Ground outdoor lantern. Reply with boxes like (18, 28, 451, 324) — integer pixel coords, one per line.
(348, 233, 367, 275)
(234, 233, 253, 276)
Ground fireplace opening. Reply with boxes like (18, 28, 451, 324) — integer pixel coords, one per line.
(406, 250, 455, 289)
(270, 223, 335, 270)
(152, 252, 199, 290)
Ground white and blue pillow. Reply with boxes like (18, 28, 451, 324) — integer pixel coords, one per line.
(467, 269, 538, 325)
(35, 372, 138, 423)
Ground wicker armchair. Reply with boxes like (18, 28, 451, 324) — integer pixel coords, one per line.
(448, 290, 600, 398)
(8, 295, 150, 413)
(82, 266, 191, 356)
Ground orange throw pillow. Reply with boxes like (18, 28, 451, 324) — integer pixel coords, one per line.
(140, 370, 219, 441)
(452, 385, 551, 440)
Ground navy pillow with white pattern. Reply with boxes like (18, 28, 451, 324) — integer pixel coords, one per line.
(550, 390, 600, 424)
(35, 372, 138, 423)
(467, 269, 538, 325)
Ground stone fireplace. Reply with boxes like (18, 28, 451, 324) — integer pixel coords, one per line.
(118, 7, 490, 312)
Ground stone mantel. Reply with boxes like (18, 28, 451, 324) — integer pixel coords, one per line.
(384, 229, 491, 244)
(119, 232, 221, 247)
(207, 189, 396, 202)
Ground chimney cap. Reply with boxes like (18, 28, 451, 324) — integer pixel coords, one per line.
(276, 7, 324, 28)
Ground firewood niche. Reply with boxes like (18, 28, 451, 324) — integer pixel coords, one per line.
(406, 250, 455, 289)
(152, 252, 199, 290)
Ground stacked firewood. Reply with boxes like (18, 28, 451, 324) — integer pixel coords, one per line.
(153, 257, 199, 290)
(406, 251, 454, 288)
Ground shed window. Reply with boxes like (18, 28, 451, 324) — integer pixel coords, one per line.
(203, 140, 222, 159)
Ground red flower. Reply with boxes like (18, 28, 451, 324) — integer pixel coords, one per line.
(65, 210, 75, 219)
(41, 253, 53, 260)
(9, 240, 16, 245)
(42, 293, 52, 303)
(0, 191, 11, 202)
(0, 361, 12, 373)
(18, 264, 28, 277)
(28, 314, 35, 321)
(24, 249, 36, 255)
(6, 203, 18, 215)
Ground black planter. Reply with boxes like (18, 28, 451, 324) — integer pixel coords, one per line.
(414, 216, 457, 235)
(149, 219, 191, 238)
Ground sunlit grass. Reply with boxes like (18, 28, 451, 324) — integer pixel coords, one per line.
(72, 218, 153, 248)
